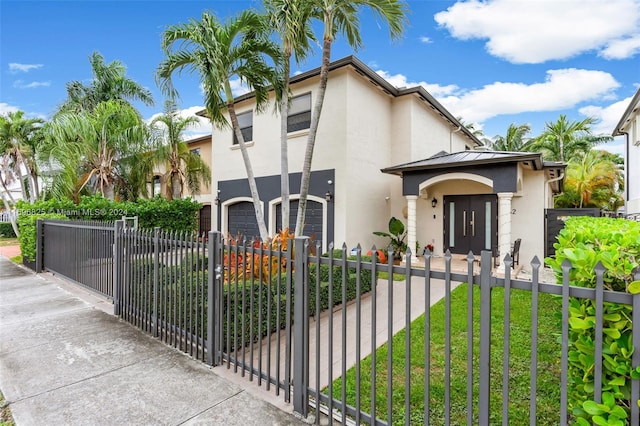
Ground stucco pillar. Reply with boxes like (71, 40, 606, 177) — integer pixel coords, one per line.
(406, 195, 418, 262)
(497, 192, 513, 273)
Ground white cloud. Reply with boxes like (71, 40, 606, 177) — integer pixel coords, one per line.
(579, 96, 633, 135)
(419, 36, 432, 44)
(0, 103, 20, 116)
(434, 0, 640, 63)
(13, 80, 51, 89)
(600, 34, 640, 59)
(9, 63, 43, 73)
(375, 70, 459, 97)
(229, 78, 251, 97)
(436, 68, 620, 123)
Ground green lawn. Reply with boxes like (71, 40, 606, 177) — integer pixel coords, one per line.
(328, 283, 562, 425)
(0, 390, 14, 426)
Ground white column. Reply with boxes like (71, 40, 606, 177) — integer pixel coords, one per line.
(406, 195, 418, 262)
(497, 192, 513, 273)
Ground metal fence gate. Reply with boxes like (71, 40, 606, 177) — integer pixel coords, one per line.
(39, 219, 115, 297)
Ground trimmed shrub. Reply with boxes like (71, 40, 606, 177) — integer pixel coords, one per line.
(16, 195, 201, 232)
(546, 216, 640, 425)
(17, 213, 68, 261)
(0, 222, 17, 238)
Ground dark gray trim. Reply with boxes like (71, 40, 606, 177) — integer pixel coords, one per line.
(218, 169, 334, 244)
(612, 87, 640, 136)
(402, 163, 518, 195)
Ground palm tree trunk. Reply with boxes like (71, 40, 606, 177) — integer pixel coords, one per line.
(103, 182, 115, 200)
(295, 38, 332, 236)
(280, 55, 291, 232)
(172, 173, 182, 200)
(0, 174, 16, 205)
(227, 101, 269, 240)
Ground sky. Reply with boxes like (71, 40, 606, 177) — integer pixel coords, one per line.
(1, 0, 639, 158)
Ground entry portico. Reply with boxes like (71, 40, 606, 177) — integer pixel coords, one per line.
(382, 151, 565, 270)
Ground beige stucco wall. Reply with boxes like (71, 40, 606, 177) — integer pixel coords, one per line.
(511, 167, 547, 264)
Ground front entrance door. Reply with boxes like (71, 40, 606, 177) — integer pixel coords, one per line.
(444, 194, 497, 255)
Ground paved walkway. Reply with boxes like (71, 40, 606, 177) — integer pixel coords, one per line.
(0, 255, 305, 426)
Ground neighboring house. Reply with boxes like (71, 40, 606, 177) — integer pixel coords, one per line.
(613, 88, 640, 221)
(150, 134, 213, 235)
(208, 55, 564, 266)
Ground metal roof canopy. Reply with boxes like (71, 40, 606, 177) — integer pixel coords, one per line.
(382, 150, 566, 194)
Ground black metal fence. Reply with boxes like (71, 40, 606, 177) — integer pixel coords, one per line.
(35, 220, 640, 425)
(39, 219, 115, 297)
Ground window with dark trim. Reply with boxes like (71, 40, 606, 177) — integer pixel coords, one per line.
(287, 93, 311, 132)
(190, 147, 201, 156)
(233, 111, 253, 144)
(153, 175, 161, 197)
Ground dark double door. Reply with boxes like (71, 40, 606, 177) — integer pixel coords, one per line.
(444, 194, 497, 255)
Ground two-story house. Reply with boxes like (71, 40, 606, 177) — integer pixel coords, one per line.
(613, 88, 640, 221)
(208, 56, 564, 266)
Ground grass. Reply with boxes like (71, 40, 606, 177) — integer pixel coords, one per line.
(0, 391, 14, 426)
(376, 271, 406, 281)
(327, 283, 562, 425)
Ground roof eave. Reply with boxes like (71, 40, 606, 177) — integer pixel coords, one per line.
(612, 88, 640, 136)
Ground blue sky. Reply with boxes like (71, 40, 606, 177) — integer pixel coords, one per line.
(1, 0, 639, 157)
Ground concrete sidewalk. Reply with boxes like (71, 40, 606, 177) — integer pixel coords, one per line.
(0, 256, 305, 426)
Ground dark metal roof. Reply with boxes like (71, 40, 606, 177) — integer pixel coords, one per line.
(197, 55, 484, 147)
(381, 150, 547, 175)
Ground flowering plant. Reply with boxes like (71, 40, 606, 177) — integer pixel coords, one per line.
(426, 243, 435, 252)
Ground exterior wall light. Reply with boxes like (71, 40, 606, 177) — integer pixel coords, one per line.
(325, 191, 333, 202)
(432, 197, 438, 208)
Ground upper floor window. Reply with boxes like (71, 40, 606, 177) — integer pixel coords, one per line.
(190, 147, 201, 156)
(233, 111, 253, 145)
(288, 93, 311, 133)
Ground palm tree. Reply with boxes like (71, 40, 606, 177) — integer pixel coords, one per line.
(491, 123, 532, 152)
(557, 150, 623, 209)
(528, 115, 612, 162)
(265, 0, 315, 231)
(0, 111, 44, 202)
(43, 100, 147, 201)
(294, 0, 408, 236)
(149, 101, 211, 200)
(157, 10, 282, 240)
(58, 51, 154, 114)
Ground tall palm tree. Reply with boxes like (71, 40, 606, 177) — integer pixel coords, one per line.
(294, 0, 408, 236)
(0, 111, 44, 202)
(491, 123, 532, 152)
(43, 100, 147, 201)
(557, 149, 623, 209)
(150, 101, 211, 200)
(58, 51, 154, 114)
(157, 10, 283, 240)
(265, 0, 315, 231)
(529, 115, 612, 162)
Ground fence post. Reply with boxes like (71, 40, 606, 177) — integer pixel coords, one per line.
(207, 231, 222, 366)
(152, 227, 160, 338)
(36, 219, 43, 273)
(478, 250, 493, 424)
(293, 236, 309, 417)
(631, 268, 640, 424)
(113, 220, 124, 316)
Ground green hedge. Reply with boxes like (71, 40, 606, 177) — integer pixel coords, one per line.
(17, 213, 68, 261)
(0, 222, 17, 238)
(16, 195, 201, 232)
(546, 217, 640, 425)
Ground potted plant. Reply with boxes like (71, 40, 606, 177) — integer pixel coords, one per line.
(373, 217, 408, 264)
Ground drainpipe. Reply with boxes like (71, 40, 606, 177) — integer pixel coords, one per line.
(450, 125, 462, 153)
(545, 172, 565, 209)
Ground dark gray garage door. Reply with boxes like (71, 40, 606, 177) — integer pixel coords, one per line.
(228, 201, 260, 240)
(276, 199, 323, 246)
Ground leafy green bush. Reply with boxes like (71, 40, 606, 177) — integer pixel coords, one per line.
(545, 217, 640, 425)
(0, 222, 17, 238)
(16, 195, 201, 232)
(17, 213, 68, 261)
